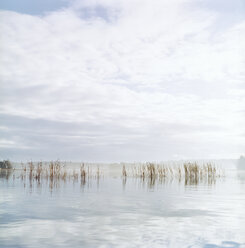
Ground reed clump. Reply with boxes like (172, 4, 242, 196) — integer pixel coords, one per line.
(0, 160, 13, 180)
(1, 160, 222, 189)
(122, 165, 127, 177)
(183, 162, 219, 185)
(123, 161, 221, 185)
(14, 161, 103, 189)
(130, 163, 172, 179)
(0, 160, 13, 169)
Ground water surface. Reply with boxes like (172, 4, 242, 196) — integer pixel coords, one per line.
(0, 163, 245, 248)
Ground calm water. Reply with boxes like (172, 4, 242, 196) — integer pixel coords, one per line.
(0, 163, 245, 248)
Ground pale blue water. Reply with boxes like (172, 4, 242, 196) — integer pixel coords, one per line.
(0, 164, 245, 248)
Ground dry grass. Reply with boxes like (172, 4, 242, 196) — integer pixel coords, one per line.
(0, 160, 12, 169)
(1, 160, 223, 188)
(14, 161, 103, 189)
(123, 161, 221, 185)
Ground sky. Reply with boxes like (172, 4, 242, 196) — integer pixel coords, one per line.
(0, 0, 245, 162)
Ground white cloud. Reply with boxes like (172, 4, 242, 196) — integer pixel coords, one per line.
(0, 0, 244, 161)
(0, 139, 16, 148)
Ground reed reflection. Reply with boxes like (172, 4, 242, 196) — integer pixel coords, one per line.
(0, 161, 223, 191)
(0, 168, 13, 180)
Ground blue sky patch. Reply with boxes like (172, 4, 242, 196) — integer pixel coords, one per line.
(0, 0, 68, 15)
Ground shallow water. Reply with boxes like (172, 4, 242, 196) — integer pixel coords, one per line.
(0, 163, 245, 248)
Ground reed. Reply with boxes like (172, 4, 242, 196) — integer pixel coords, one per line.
(35, 162, 42, 181)
(122, 165, 127, 177)
(16, 161, 103, 185)
(0, 160, 12, 169)
(80, 163, 86, 180)
(1, 160, 222, 189)
(123, 161, 220, 185)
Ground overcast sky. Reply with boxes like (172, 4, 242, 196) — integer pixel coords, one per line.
(0, 0, 244, 162)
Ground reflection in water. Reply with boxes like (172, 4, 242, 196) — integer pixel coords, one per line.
(203, 241, 245, 248)
(0, 167, 219, 192)
(184, 173, 217, 186)
(237, 156, 245, 170)
(237, 171, 245, 184)
(0, 161, 223, 190)
(0, 169, 13, 180)
(0, 163, 245, 248)
(122, 177, 127, 190)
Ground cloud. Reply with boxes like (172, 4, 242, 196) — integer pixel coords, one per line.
(0, 0, 244, 161)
